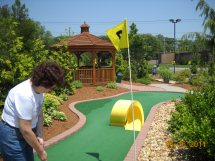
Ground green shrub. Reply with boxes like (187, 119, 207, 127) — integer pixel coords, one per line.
(136, 58, 149, 78)
(148, 64, 154, 75)
(190, 69, 208, 86)
(136, 77, 151, 85)
(168, 85, 215, 159)
(115, 52, 127, 74)
(173, 69, 191, 84)
(72, 80, 83, 88)
(59, 93, 68, 101)
(190, 63, 198, 74)
(42, 93, 67, 126)
(43, 113, 52, 126)
(68, 85, 76, 95)
(106, 82, 118, 89)
(123, 67, 137, 82)
(52, 111, 67, 121)
(43, 93, 62, 115)
(96, 86, 103, 91)
(158, 66, 172, 83)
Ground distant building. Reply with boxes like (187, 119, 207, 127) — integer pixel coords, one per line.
(158, 51, 210, 65)
(158, 52, 174, 64)
(175, 52, 191, 65)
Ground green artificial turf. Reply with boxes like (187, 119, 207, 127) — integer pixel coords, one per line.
(35, 92, 184, 161)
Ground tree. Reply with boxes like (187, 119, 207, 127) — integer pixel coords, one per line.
(130, 34, 144, 61)
(0, 5, 10, 18)
(196, 0, 215, 83)
(181, 32, 207, 51)
(11, 0, 54, 50)
(163, 37, 175, 52)
(156, 34, 166, 54)
(129, 22, 138, 40)
(142, 34, 160, 60)
(181, 32, 207, 66)
(11, 0, 28, 21)
(0, 0, 54, 51)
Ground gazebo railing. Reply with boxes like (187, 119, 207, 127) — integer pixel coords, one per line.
(74, 68, 93, 83)
(96, 68, 114, 83)
(74, 68, 114, 84)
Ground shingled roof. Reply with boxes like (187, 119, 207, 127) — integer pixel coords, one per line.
(52, 22, 116, 52)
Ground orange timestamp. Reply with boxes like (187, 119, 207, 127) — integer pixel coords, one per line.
(165, 139, 208, 149)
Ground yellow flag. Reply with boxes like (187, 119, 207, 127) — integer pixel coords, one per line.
(106, 20, 129, 51)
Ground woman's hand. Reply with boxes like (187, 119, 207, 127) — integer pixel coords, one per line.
(37, 137, 45, 147)
(38, 150, 47, 161)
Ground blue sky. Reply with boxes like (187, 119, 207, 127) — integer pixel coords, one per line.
(1, 0, 215, 39)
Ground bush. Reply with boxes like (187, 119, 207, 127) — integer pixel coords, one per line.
(72, 80, 83, 88)
(136, 58, 149, 78)
(168, 85, 215, 159)
(42, 93, 67, 126)
(190, 63, 198, 74)
(148, 64, 154, 75)
(106, 82, 117, 89)
(173, 69, 191, 84)
(190, 69, 208, 86)
(58, 93, 68, 101)
(96, 86, 103, 91)
(52, 111, 67, 121)
(136, 77, 151, 85)
(158, 66, 172, 83)
(43, 94, 61, 115)
(123, 68, 137, 82)
(43, 113, 52, 127)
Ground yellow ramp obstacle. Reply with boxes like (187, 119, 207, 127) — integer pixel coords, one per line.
(110, 100, 144, 131)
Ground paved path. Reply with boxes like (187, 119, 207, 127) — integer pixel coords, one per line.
(149, 83, 187, 93)
(117, 82, 188, 93)
(117, 83, 165, 92)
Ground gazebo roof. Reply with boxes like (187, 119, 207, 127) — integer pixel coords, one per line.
(52, 22, 116, 52)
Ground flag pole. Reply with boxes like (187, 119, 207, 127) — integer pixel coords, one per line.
(127, 47, 136, 161)
(106, 19, 136, 160)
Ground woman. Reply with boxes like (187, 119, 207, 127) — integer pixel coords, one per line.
(0, 61, 64, 161)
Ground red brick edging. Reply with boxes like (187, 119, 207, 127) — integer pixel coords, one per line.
(123, 101, 169, 161)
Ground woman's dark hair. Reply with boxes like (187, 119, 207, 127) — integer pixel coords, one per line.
(31, 61, 64, 88)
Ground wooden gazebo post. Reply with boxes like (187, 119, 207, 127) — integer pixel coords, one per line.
(76, 53, 81, 67)
(112, 52, 116, 81)
(92, 52, 97, 84)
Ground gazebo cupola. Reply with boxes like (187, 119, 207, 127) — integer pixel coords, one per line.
(80, 22, 90, 33)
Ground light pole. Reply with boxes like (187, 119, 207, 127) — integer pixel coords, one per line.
(169, 19, 181, 73)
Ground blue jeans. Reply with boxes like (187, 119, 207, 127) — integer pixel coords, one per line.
(0, 121, 34, 161)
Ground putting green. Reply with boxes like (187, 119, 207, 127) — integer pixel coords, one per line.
(35, 92, 184, 161)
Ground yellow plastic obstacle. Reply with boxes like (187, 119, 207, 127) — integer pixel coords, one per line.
(110, 100, 144, 131)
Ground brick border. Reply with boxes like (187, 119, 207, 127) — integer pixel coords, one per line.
(123, 101, 169, 161)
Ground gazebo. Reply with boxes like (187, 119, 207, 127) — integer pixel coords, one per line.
(52, 22, 116, 85)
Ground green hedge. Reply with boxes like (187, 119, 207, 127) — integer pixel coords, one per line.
(168, 85, 215, 159)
